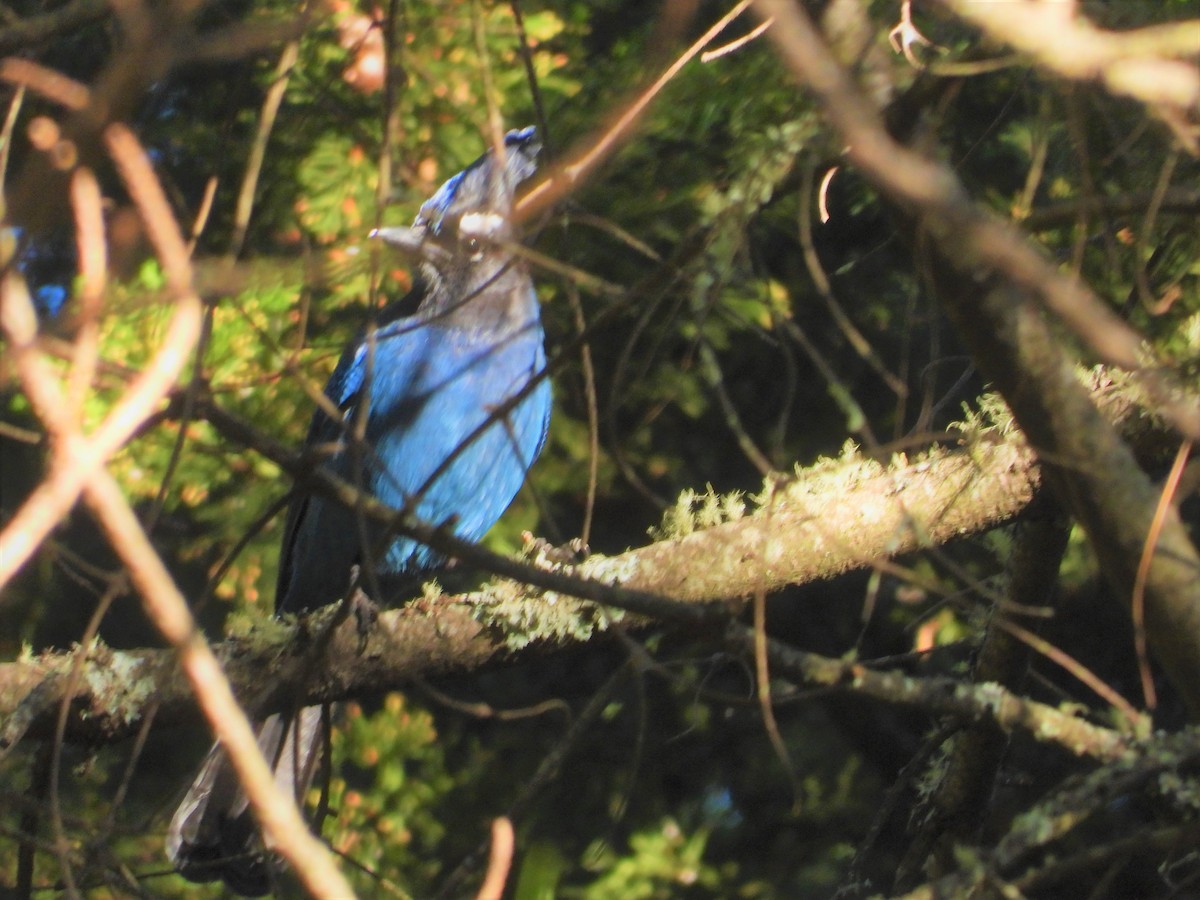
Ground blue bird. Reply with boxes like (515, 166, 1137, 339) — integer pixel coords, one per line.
(7, 225, 74, 318)
(167, 127, 550, 895)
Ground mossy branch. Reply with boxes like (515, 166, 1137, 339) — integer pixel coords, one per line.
(0, 377, 1167, 759)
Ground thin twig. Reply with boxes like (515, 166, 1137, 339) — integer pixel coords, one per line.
(701, 15, 773, 62)
(937, 0, 1200, 111)
(995, 618, 1142, 729)
(474, 818, 515, 900)
(229, 39, 299, 259)
(567, 282, 600, 545)
(65, 166, 107, 426)
(0, 58, 90, 110)
(1131, 439, 1192, 710)
(730, 622, 1130, 761)
(0, 82, 25, 186)
(516, 0, 755, 220)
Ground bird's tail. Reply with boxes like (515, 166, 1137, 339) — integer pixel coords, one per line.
(166, 705, 327, 897)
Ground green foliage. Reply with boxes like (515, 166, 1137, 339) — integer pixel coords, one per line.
(324, 694, 456, 894)
(573, 819, 730, 899)
(295, 135, 379, 242)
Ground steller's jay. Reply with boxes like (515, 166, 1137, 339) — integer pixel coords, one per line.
(166, 127, 550, 895)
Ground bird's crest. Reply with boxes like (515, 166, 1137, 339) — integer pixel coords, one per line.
(415, 126, 540, 235)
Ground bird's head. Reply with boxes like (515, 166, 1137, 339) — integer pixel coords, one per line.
(414, 125, 539, 234)
(372, 127, 540, 314)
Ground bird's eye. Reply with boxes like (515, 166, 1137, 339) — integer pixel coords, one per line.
(464, 236, 481, 254)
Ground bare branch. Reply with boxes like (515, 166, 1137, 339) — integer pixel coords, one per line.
(0, 0, 112, 58)
(937, 0, 1200, 113)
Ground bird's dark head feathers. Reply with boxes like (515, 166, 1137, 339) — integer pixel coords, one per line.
(415, 126, 539, 235)
(373, 126, 539, 270)
(373, 127, 542, 328)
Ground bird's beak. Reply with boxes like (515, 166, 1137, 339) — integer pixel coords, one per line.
(371, 226, 451, 268)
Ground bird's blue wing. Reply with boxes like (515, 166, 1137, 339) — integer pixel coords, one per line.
(277, 317, 549, 612)
(366, 319, 551, 571)
(276, 302, 427, 611)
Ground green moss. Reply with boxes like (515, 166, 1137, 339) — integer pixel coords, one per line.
(650, 485, 747, 540)
(471, 581, 618, 653)
(80, 647, 155, 727)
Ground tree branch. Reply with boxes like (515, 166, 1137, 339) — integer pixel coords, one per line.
(0, 575, 1132, 763)
(0, 379, 1168, 761)
(0, 0, 111, 57)
(936, 0, 1200, 114)
(755, 0, 1200, 717)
